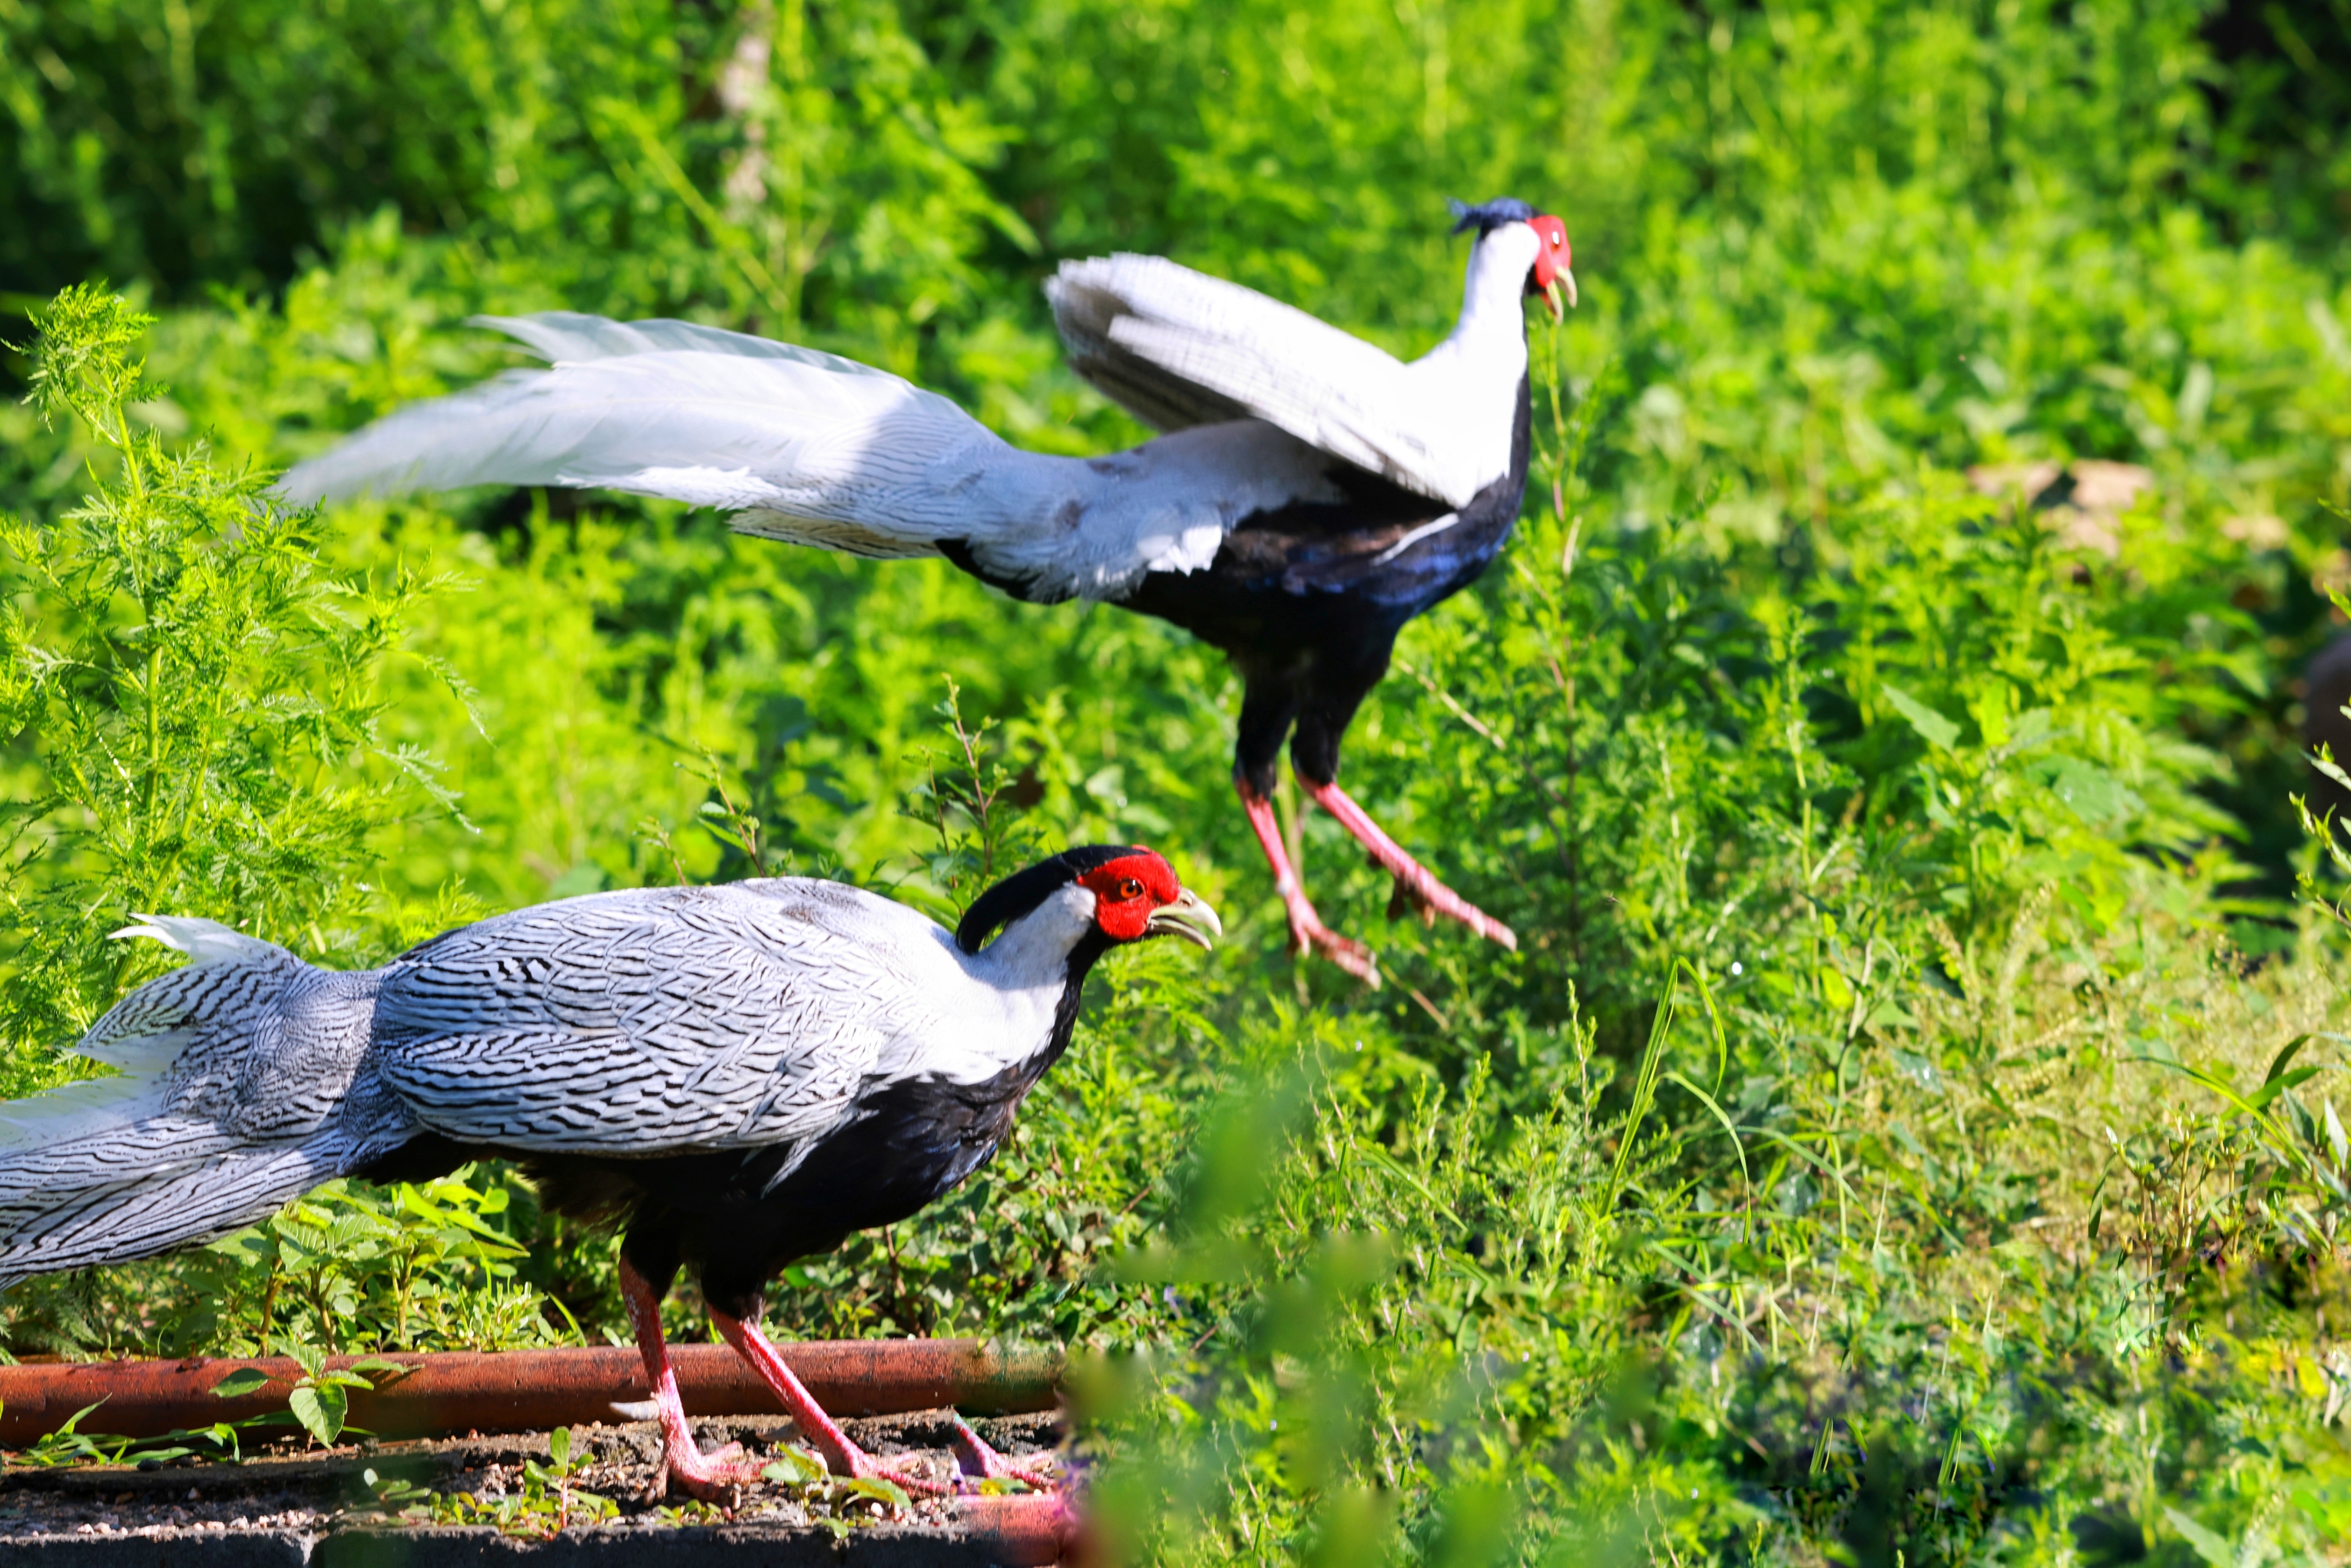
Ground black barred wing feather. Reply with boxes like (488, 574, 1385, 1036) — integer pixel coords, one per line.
(369, 885, 932, 1155)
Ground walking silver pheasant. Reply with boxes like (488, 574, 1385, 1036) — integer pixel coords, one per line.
(0, 847, 1218, 1498)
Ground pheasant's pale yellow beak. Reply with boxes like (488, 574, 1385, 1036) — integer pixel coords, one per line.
(1147, 888, 1223, 950)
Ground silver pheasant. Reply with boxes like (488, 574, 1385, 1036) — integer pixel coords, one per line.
(0, 847, 1218, 1499)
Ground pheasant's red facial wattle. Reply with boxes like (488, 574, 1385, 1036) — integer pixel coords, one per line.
(1078, 851, 1183, 941)
(1527, 215, 1577, 319)
(1075, 849, 1222, 951)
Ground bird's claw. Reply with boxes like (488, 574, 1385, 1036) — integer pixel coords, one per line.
(1288, 915, 1380, 987)
(1376, 858, 1512, 948)
(1385, 871, 1439, 927)
(947, 1414, 1061, 1493)
(843, 1451, 952, 1497)
(654, 1441, 760, 1504)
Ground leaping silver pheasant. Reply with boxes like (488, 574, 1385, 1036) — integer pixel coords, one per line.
(0, 847, 1218, 1498)
(282, 197, 1576, 981)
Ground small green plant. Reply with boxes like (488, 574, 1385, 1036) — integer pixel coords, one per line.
(758, 1451, 914, 1540)
(363, 1425, 618, 1537)
(840, 1474, 914, 1513)
(906, 676, 1049, 909)
(209, 1338, 409, 1449)
(647, 1498, 730, 1527)
(5, 1398, 253, 1468)
(204, 1177, 538, 1355)
(750, 1446, 821, 1489)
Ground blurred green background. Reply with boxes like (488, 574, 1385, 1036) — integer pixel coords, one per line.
(8, 0, 2351, 1560)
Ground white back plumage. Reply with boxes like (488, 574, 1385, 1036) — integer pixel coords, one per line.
(1046, 222, 1544, 508)
(369, 878, 1071, 1155)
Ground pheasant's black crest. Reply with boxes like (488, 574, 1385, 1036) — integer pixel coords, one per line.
(1448, 196, 1538, 237)
(955, 843, 1144, 954)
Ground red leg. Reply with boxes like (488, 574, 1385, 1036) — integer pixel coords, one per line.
(712, 1310, 947, 1497)
(620, 1257, 760, 1502)
(1231, 780, 1373, 987)
(945, 1413, 1058, 1491)
(1302, 776, 1518, 951)
(1236, 776, 1379, 985)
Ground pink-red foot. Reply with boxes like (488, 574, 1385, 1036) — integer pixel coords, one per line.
(618, 1256, 769, 1504)
(714, 1309, 950, 1497)
(1286, 907, 1379, 984)
(947, 1413, 1060, 1492)
(653, 1437, 764, 1503)
(824, 1438, 952, 1498)
(746, 1439, 950, 1500)
(1236, 776, 1382, 987)
(1306, 777, 1517, 950)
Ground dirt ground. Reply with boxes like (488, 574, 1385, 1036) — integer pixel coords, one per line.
(0, 1411, 1065, 1547)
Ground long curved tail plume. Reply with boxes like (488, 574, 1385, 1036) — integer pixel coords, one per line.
(0, 919, 398, 1288)
(275, 313, 1009, 564)
(276, 310, 1302, 605)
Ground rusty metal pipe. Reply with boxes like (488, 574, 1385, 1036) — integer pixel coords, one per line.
(0, 1340, 1061, 1446)
(958, 1493, 1090, 1567)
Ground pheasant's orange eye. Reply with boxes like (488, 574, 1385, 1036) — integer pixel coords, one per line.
(1118, 878, 1145, 900)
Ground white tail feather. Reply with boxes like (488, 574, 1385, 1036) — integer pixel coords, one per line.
(0, 920, 298, 1149)
(0, 916, 389, 1285)
(0, 1113, 237, 1206)
(0, 1140, 352, 1287)
(475, 311, 899, 378)
(279, 312, 1340, 603)
(110, 913, 287, 968)
(276, 337, 998, 521)
(0, 1073, 175, 1151)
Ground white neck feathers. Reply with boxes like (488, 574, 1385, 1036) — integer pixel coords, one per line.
(965, 883, 1099, 991)
(873, 883, 1095, 1088)
(1436, 223, 1541, 358)
(1388, 222, 1535, 497)
(1448, 222, 1542, 338)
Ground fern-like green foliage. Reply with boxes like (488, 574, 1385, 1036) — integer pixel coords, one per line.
(0, 286, 472, 1090)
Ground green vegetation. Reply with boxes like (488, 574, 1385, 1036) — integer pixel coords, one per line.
(6, 0, 2351, 1560)
(362, 1425, 624, 1537)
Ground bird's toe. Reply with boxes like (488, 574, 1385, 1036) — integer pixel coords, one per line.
(946, 1414, 1061, 1493)
(1298, 922, 1380, 986)
(1385, 875, 1439, 926)
(656, 1442, 762, 1503)
(1399, 871, 1516, 949)
(865, 1459, 953, 1497)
